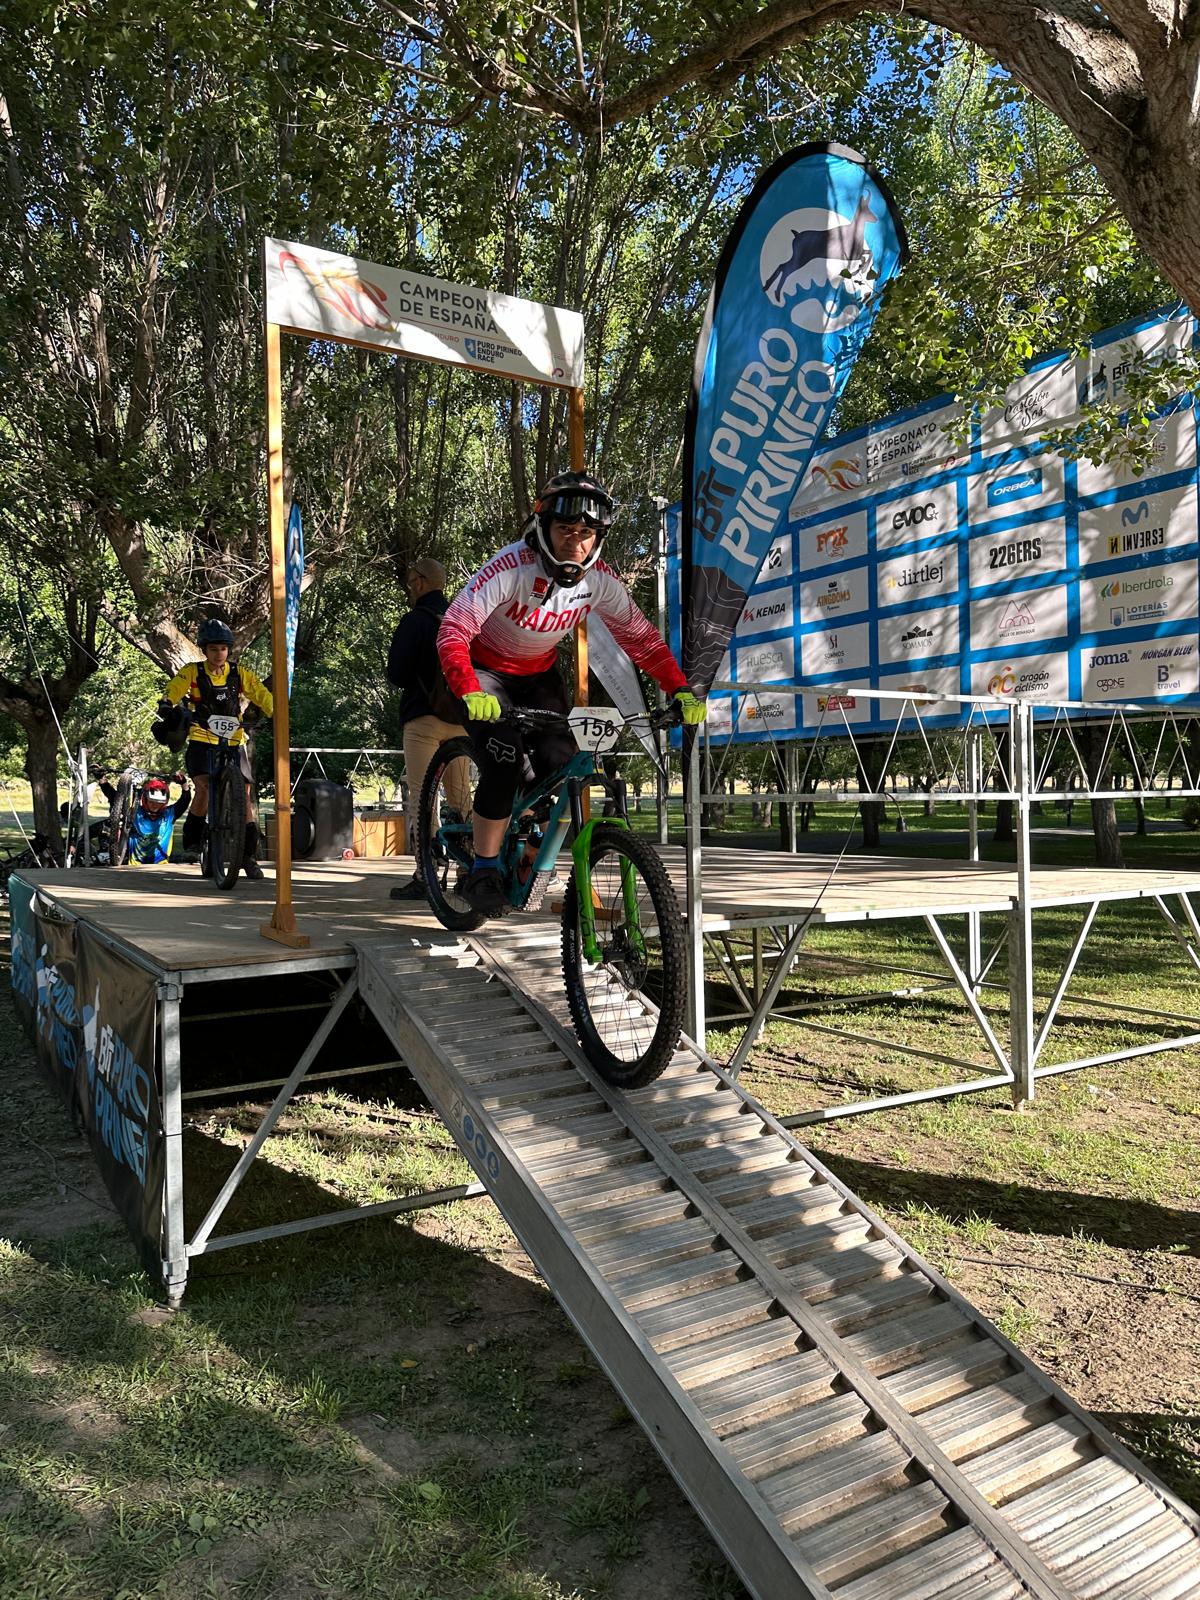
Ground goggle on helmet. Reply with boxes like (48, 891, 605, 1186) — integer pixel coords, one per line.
(528, 471, 615, 586)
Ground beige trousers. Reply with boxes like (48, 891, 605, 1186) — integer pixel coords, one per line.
(403, 714, 472, 877)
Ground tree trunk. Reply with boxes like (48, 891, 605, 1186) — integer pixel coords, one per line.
(1081, 726, 1124, 866)
(24, 713, 64, 845)
(857, 744, 885, 849)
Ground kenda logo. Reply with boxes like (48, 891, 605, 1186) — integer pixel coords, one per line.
(742, 600, 788, 624)
(1087, 651, 1129, 668)
(987, 469, 1042, 506)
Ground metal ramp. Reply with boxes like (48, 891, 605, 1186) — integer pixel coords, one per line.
(356, 924, 1200, 1600)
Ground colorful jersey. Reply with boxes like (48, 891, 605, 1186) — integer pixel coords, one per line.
(128, 799, 189, 866)
(163, 660, 273, 747)
(438, 540, 688, 699)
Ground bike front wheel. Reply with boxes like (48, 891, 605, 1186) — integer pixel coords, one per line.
(418, 737, 485, 931)
(109, 777, 137, 866)
(561, 825, 687, 1089)
(210, 764, 243, 890)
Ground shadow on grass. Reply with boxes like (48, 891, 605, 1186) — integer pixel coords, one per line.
(810, 1149, 1200, 1256)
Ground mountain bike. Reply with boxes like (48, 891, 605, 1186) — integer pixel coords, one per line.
(178, 710, 247, 890)
(418, 702, 687, 1088)
(108, 768, 145, 866)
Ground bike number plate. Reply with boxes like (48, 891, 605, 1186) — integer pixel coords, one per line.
(207, 714, 240, 740)
(568, 706, 622, 753)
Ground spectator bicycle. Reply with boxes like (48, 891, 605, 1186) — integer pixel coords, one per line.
(417, 702, 686, 1088)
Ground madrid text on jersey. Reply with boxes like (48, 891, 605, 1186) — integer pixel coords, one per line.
(702, 332, 838, 567)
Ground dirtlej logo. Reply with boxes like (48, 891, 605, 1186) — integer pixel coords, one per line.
(760, 198, 879, 332)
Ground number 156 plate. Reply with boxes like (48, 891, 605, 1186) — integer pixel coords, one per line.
(568, 706, 623, 753)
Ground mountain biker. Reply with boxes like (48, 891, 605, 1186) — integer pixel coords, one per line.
(436, 469, 706, 914)
(156, 619, 274, 881)
(125, 775, 193, 866)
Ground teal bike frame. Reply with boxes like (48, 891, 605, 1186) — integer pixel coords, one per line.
(434, 708, 666, 960)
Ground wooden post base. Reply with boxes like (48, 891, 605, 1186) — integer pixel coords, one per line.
(260, 911, 311, 949)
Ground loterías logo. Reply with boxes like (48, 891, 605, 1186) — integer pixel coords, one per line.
(760, 197, 879, 332)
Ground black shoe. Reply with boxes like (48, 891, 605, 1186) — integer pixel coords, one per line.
(241, 856, 265, 881)
(389, 878, 427, 901)
(461, 866, 507, 915)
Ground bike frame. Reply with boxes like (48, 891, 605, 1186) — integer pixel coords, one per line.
(435, 734, 645, 962)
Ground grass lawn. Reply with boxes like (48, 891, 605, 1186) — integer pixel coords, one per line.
(1, 812, 1199, 1598)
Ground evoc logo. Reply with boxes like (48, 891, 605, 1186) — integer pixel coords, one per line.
(891, 503, 937, 532)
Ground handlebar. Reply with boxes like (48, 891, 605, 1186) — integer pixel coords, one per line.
(500, 702, 684, 734)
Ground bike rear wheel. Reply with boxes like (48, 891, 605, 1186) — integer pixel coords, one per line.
(109, 778, 137, 866)
(210, 764, 243, 890)
(561, 825, 687, 1088)
(418, 737, 486, 931)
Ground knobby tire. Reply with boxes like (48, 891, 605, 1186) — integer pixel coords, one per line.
(418, 737, 486, 932)
(210, 764, 242, 890)
(561, 825, 687, 1089)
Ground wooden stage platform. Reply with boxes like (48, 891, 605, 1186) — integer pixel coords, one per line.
(22, 847, 1200, 979)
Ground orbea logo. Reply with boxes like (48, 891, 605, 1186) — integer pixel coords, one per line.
(759, 196, 879, 332)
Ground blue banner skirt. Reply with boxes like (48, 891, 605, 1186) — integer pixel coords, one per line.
(683, 142, 908, 695)
(285, 501, 304, 694)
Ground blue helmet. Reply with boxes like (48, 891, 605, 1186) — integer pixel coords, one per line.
(197, 619, 234, 648)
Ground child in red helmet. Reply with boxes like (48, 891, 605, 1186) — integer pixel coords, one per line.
(125, 775, 193, 866)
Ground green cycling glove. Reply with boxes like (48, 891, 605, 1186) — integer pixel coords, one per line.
(463, 690, 502, 722)
(674, 689, 707, 725)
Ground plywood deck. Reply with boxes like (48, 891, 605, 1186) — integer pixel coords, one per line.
(662, 846, 1200, 928)
(18, 845, 1200, 979)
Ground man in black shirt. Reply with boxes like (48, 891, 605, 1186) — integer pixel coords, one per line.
(386, 557, 470, 901)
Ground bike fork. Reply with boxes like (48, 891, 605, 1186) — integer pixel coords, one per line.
(568, 781, 644, 965)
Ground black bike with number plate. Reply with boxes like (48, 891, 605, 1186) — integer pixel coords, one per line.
(176, 706, 245, 890)
(417, 701, 687, 1088)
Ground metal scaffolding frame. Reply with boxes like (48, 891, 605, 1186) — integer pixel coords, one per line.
(683, 684, 1200, 1119)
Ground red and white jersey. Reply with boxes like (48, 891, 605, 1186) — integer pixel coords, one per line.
(438, 539, 688, 699)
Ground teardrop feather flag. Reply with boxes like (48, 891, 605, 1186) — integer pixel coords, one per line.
(682, 142, 908, 694)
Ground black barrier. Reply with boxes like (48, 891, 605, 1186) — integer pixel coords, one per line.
(9, 884, 165, 1284)
(76, 929, 164, 1279)
(30, 895, 82, 1109)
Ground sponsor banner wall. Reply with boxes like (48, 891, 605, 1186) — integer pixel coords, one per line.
(668, 305, 1200, 742)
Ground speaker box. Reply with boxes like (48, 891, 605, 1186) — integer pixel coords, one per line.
(291, 779, 354, 860)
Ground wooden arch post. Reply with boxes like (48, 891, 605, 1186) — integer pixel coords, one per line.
(259, 237, 586, 946)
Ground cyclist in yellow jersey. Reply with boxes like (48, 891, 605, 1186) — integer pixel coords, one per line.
(157, 620, 273, 880)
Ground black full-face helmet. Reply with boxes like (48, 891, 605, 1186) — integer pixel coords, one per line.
(525, 470, 615, 587)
